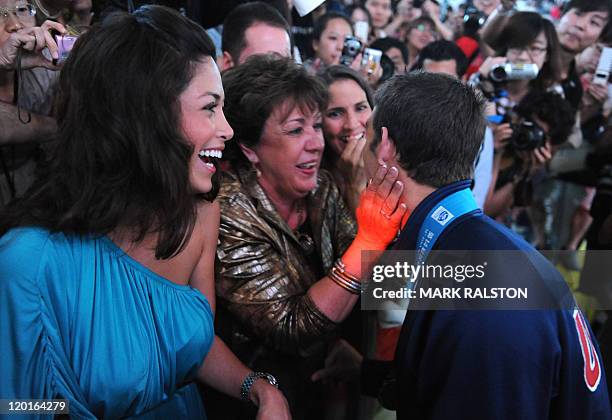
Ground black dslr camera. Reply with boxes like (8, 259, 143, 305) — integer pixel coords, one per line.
(463, 6, 486, 37)
(509, 120, 546, 151)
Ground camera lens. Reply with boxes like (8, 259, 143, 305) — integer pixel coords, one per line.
(510, 121, 545, 151)
(490, 65, 507, 82)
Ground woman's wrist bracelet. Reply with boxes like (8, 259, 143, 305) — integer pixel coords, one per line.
(328, 258, 362, 294)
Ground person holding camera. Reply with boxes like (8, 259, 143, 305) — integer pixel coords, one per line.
(467, 13, 567, 220)
(0, 0, 67, 206)
(470, 12, 562, 111)
(307, 11, 354, 70)
(306, 11, 384, 88)
(484, 90, 576, 226)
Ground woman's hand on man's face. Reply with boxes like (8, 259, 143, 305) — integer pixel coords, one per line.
(355, 163, 408, 250)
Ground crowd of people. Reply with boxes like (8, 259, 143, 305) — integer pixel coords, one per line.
(1, 0, 612, 419)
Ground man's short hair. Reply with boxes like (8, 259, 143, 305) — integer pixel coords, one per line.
(412, 40, 468, 77)
(563, 0, 612, 43)
(222, 2, 291, 64)
(372, 72, 486, 187)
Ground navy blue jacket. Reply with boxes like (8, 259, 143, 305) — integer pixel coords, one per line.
(391, 180, 611, 420)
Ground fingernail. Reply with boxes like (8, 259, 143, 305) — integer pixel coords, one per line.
(390, 166, 398, 174)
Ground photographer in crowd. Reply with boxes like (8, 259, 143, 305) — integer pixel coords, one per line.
(305, 11, 354, 71)
(485, 90, 576, 229)
(0, 0, 66, 206)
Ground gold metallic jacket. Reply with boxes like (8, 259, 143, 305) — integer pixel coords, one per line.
(215, 167, 357, 358)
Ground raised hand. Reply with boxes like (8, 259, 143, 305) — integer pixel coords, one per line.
(0, 20, 66, 71)
(338, 136, 367, 191)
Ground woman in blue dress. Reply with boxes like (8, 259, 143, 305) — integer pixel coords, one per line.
(0, 6, 292, 419)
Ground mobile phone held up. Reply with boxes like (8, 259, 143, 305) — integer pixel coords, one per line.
(53, 34, 79, 65)
(593, 47, 612, 86)
(362, 48, 382, 75)
(354, 21, 369, 42)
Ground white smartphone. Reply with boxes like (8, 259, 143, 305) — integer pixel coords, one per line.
(362, 48, 382, 75)
(354, 21, 369, 42)
(593, 47, 612, 85)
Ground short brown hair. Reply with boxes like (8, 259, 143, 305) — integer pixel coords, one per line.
(222, 54, 328, 169)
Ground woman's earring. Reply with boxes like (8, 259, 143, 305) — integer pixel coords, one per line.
(255, 167, 262, 178)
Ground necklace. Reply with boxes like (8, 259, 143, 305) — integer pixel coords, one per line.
(295, 228, 315, 255)
(293, 200, 315, 255)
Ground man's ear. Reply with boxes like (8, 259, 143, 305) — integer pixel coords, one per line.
(239, 144, 259, 165)
(377, 127, 397, 164)
(218, 51, 235, 72)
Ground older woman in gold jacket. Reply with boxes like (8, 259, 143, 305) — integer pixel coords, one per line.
(207, 55, 406, 419)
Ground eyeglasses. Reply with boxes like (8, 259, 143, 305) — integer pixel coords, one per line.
(507, 46, 547, 57)
(414, 24, 437, 37)
(0, 3, 36, 23)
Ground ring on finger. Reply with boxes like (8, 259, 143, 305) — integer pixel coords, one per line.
(380, 207, 393, 219)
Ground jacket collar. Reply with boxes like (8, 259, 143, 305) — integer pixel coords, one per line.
(394, 180, 473, 251)
(236, 166, 324, 251)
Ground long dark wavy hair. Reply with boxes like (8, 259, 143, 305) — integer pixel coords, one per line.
(0, 5, 217, 259)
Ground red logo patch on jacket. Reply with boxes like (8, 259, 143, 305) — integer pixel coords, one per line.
(574, 309, 602, 392)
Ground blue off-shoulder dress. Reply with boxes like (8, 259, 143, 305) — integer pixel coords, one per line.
(0, 228, 215, 419)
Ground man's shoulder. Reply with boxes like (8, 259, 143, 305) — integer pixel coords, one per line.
(438, 212, 532, 251)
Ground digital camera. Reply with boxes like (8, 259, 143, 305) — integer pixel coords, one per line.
(510, 120, 546, 151)
(54, 34, 79, 64)
(463, 6, 486, 36)
(490, 63, 539, 82)
(340, 36, 363, 66)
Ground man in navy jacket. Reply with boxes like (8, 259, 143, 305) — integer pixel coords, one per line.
(358, 72, 612, 419)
